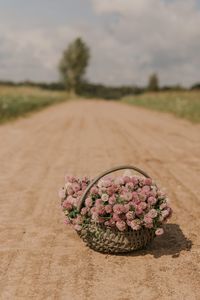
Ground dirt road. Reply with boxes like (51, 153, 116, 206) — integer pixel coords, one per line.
(0, 99, 200, 300)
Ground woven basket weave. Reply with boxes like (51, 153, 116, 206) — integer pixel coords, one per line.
(77, 165, 155, 254)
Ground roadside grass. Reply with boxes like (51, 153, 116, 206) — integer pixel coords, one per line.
(0, 86, 67, 124)
(122, 91, 200, 123)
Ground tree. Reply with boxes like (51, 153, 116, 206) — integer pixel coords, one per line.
(59, 37, 90, 94)
(148, 73, 159, 91)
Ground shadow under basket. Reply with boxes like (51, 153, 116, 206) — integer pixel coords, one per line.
(78, 224, 155, 254)
(76, 165, 158, 254)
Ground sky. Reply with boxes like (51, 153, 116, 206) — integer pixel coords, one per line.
(0, 0, 200, 87)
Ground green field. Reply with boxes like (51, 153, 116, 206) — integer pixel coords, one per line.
(0, 86, 67, 124)
(123, 91, 200, 123)
(1, 86, 200, 124)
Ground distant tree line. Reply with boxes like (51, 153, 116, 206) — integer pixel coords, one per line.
(1, 78, 199, 99)
(76, 82, 143, 99)
(1, 37, 200, 99)
(0, 80, 65, 90)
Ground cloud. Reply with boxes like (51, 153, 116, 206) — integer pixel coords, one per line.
(0, 0, 200, 86)
(0, 26, 80, 82)
(90, 0, 200, 86)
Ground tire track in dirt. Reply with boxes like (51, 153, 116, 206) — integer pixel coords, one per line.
(105, 115, 200, 254)
(90, 116, 199, 299)
(100, 116, 200, 295)
(0, 99, 200, 300)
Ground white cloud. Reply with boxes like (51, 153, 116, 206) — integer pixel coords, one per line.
(0, 0, 200, 86)
(0, 26, 81, 82)
(92, 0, 155, 15)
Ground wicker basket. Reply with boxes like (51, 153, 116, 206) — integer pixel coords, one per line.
(77, 165, 155, 254)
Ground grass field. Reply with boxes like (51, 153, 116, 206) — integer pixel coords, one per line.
(0, 86, 67, 123)
(1, 86, 200, 124)
(122, 91, 200, 123)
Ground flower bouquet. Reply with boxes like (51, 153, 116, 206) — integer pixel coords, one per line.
(59, 165, 172, 253)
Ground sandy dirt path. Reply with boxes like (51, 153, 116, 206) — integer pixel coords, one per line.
(0, 99, 200, 300)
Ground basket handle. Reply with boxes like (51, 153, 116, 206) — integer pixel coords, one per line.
(77, 165, 151, 212)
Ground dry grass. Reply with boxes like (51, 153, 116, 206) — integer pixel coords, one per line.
(122, 91, 200, 123)
(0, 85, 67, 123)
